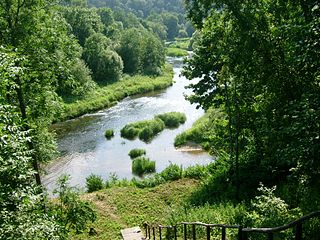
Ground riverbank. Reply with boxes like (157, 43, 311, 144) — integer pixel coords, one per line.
(56, 63, 174, 122)
(166, 38, 191, 57)
(174, 108, 226, 152)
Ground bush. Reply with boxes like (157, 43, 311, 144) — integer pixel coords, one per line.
(54, 175, 96, 234)
(138, 126, 153, 142)
(160, 163, 182, 181)
(121, 118, 165, 142)
(86, 174, 104, 193)
(128, 148, 146, 159)
(174, 132, 187, 147)
(184, 164, 210, 179)
(104, 129, 114, 139)
(132, 157, 156, 176)
(156, 112, 186, 128)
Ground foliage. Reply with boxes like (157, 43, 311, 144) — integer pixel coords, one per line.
(121, 118, 165, 142)
(128, 148, 146, 159)
(117, 28, 165, 75)
(132, 157, 156, 176)
(86, 174, 104, 192)
(0, 106, 63, 239)
(60, 6, 104, 46)
(58, 63, 173, 121)
(74, 178, 198, 239)
(183, 0, 320, 206)
(104, 129, 114, 139)
(174, 108, 227, 152)
(53, 175, 96, 234)
(160, 163, 183, 181)
(155, 112, 186, 128)
(83, 32, 123, 83)
(183, 164, 210, 180)
(166, 47, 189, 57)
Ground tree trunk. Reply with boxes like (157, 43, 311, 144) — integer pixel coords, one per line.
(15, 76, 42, 187)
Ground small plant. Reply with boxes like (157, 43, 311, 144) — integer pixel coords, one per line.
(86, 174, 104, 193)
(160, 163, 183, 181)
(156, 112, 187, 128)
(104, 129, 114, 139)
(132, 157, 156, 176)
(129, 148, 146, 159)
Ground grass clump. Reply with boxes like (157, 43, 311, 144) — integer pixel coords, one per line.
(104, 129, 114, 139)
(128, 148, 146, 159)
(132, 157, 156, 176)
(121, 118, 165, 142)
(86, 174, 104, 193)
(160, 163, 183, 181)
(156, 112, 186, 128)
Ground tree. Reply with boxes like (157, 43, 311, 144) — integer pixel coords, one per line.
(183, 0, 320, 201)
(161, 12, 180, 40)
(83, 32, 123, 82)
(0, 105, 62, 239)
(61, 6, 104, 46)
(117, 28, 165, 75)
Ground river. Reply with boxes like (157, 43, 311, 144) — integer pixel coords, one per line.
(43, 57, 213, 192)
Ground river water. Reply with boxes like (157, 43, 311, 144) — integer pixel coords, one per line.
(43, 57, 213, 191)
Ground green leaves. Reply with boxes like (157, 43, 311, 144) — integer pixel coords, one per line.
(184, 0, 320, 202)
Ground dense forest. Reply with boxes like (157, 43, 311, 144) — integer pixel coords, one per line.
(1, 0, 319, 239)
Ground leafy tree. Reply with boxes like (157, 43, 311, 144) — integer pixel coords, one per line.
(83, 32, 123, 82)
(0, 105, 63, 239)
(117, 28, 165, 75)
(183, 0, 320, 202)
(161, 12, 180, 40)
(61, 6, 104, 46)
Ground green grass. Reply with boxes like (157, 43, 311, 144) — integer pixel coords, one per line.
(121, 118, 165, 142)
(128, 148, 146, 159)
(75, 179, 200, 240)
(131, 157, 156, 176)
(57, 64, 173, 121)
(174, 108, 226, 150)
(166, 47, 189, 57)
(166, 38, 191, 57)
(156, 112, 186, 128)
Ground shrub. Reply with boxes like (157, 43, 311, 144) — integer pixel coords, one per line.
(54, 175, 96, 234)
(132, 157, 156, 176)
(138, 126, 153, 142)
(104, 129, 114, 139)
(121, 118, 165, 142)
(86, 174, 104, 193)
(128, 148, 146, 159)
(160, 163, 182, 181)
(120, 126, 140, 139)
(184, 164, 209, 179)
(174, 132, 187, 147)
(156, 112, 186, 128)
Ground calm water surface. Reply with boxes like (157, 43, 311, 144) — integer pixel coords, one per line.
(43, 57, 213, 191)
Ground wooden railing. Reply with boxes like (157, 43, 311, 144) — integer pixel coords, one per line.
(143, 211, 320, 240)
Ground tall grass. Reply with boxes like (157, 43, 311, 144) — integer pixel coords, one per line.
(121, 118, 165, 142)
(128, 148, 146, 159)
(156, 112, 186, 128)
(56, 64, 173, 122)
(174, 108, 226, 151)
(132, 157, 156, 176)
